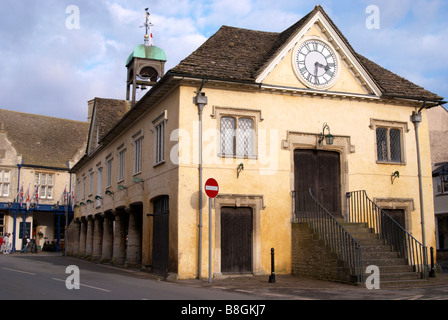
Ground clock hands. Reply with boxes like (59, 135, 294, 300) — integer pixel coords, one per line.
(315, 61, 330, 71)
(313, 61, 330, 84)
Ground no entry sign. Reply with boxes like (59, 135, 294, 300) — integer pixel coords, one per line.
(204, 178, 219, 198)
(205, 178, 219, 283)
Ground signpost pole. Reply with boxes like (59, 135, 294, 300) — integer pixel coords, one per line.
(208, 197, 212, 283)
(204, 178, 219, 284)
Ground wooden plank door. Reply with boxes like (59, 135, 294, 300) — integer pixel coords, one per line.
(221, 207, 253, 273)
(152, 196, 169, 275)
(294, 149, 341, 217)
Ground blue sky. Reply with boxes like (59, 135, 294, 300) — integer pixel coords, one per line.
(0, 0, 447, 121)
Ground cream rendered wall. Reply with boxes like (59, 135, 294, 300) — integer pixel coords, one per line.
(176, 83, 436, 279)
(264, 21, 436, 253)
(74, 88, 181, 270)
(174, 17, 437, 277)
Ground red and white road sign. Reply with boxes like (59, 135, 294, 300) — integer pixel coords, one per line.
(204, 178, 219, 198)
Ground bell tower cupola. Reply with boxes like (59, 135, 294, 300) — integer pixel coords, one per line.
(126, 8, 167, 106)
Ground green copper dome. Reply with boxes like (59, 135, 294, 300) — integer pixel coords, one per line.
(126, 44, 167, 66)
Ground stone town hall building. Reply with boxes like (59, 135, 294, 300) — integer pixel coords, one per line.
(66, 6, 444, 282)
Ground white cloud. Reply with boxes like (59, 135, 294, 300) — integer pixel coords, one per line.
(108, 2, 141, 24)
(0, 0, 446, 122)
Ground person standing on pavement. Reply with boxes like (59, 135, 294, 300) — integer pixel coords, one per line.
(21, 236, 30, 253)
(7, 234, 12, 253)
(0, 235, 4, 253)
(29, 238, 37, 253)
(3, 233, 10, 254)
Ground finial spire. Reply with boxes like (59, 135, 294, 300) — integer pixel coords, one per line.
(141, 8, 154, 46)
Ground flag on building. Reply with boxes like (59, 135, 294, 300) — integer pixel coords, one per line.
(25, 183, 31, 210)
(34, 185, 39, 206)
(19, 184, 24, 207)
(59, 185, 67, 206)
(71, 190, 75, 210)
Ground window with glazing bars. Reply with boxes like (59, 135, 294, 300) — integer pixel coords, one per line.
(437, 175, 448, 194)
(376, 127, 402, 163)
(0, 170, 10, 197)
(155, 121, 165, 164)
(220, 117, 255, 157)
(106, 159, 112, 187)
(134, 137, 143, 173)
(35, 173, 54, 199)
(118, 149, 125, 182)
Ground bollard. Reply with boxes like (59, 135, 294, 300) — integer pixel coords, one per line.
(429, 247, 436, 278)
(268, 248, 276, 283)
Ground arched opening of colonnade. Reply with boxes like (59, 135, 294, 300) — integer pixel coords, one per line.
(112, 203, 143, 267)
(68, 203, 143, 269)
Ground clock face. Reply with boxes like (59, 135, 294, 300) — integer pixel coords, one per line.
(293, 39, 339, 89)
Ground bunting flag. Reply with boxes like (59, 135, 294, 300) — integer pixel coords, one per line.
(59, 185, 67, 206)
(25, 183, 31, 210)
(34, 185, 39, 206)
(149, 23, 154, 46)
(57, 186, 66, 206)
(19, 184, 24, 207)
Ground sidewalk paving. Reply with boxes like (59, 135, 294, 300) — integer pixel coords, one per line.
(174, 272, 448, 300)
(9, 251, 448, 300)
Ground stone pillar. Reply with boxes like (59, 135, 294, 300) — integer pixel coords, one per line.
(92, 214, 103, 261)
(85, 215, 94, 257)
(100, 211, 114, 263)
(69, 219, 81, 256)
(112, 208, 128, 265)
(79, 217, 87, 257)
(126, 205, 142, 268)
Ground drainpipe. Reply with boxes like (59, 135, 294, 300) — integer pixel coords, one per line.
(410, 101, 427, 278)
(13, 164, 22, 252)
(193, 80, 207, 279)
(64, 173, 72, 256)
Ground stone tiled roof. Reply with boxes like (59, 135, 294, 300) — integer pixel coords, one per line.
(170, 6, 442, 101)
(92, 98, 130, 143)
(0, 109, 89, 168)
(356, 54, 441, 100)
(171, 25, 280, 82)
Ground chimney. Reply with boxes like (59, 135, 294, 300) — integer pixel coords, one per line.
(87, 98, 95, 123)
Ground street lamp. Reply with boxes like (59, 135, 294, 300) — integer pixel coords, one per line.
(193, 81, 208, 280)
(410, 107, 427, 278)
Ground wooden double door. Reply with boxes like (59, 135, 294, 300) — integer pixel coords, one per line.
(294, 149, 342, 217)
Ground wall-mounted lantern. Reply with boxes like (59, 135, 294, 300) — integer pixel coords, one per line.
(391, 171, 400, 184)
(318, 123, 334, 146)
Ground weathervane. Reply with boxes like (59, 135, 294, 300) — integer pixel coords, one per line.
(140, 8, 154, 46)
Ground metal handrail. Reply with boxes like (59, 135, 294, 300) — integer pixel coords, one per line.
(292, 189, 364, 282)
(346, 190, 428, 279)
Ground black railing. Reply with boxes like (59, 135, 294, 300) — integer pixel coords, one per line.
(292, 189, 364, 282)
(346, 190, 428, 279)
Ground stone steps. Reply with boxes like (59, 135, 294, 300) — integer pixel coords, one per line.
(292, 218, 426, 286)
(339, 220, 424, 285)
